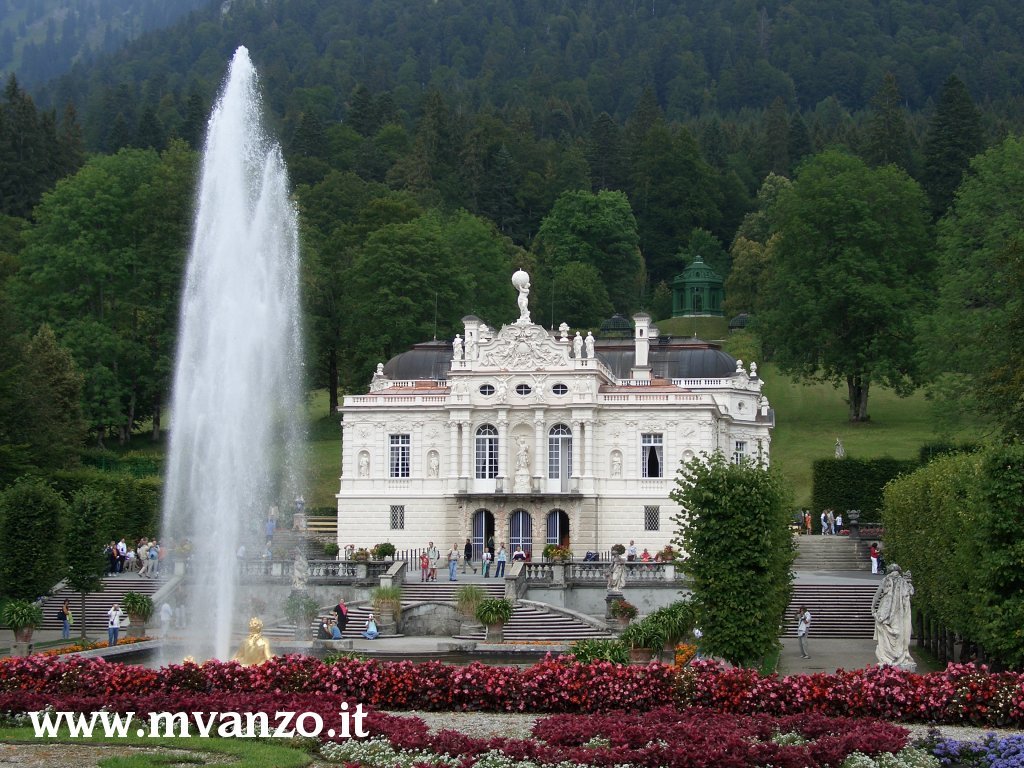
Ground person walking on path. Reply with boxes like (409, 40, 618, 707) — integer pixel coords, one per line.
(333, 599, 349, 634)
(463, 538, 475, 574)
(448, 543, 460, 581)
(797, 606, 812, 659)
(494, 544, 507, 578)
(869, 543, 881, 574)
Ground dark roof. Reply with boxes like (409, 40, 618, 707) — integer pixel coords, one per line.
(382, 340, 452, 381)
(594, 338, 737, 379)
(599, 313, 633, 337)
(379, 335, 738, 382)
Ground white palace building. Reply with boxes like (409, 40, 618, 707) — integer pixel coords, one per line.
(336, 270, 774, 559)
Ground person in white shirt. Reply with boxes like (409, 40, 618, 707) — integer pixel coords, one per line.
(797, 606, 812, 659)
(107, 604, 124, 647)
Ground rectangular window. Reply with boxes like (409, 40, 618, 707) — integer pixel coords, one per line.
(390, 505, 405, 530)
(641, 433, 663, 478)
(644, 505, 660, 531)
(389, 434, 410, 477)
(733, 440, 748, 464)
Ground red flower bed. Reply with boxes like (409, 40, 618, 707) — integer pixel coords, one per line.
(0, 654, 1022, 727)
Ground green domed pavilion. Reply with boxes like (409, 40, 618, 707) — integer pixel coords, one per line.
(672, 257, 724, 317)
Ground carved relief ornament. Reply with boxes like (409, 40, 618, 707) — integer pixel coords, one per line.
(479, 324, 570, 370)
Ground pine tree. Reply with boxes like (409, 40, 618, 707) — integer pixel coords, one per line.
(587, 112, 625, 191)
(863, 73, 911, 171)
(922, 75, 984, 219)
(761, 97, 790, 176)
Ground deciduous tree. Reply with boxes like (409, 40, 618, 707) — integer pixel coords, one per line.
(760, 150, 932, 421)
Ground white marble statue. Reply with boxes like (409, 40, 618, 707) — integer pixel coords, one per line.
(607, 555, 627, 593)
(835, 437, 846, 459)
(358, 453, 369, 478)
(512, 270, 531, 323)
(584, 331, 595, 358)
(465, 337, 477, 362)
(872, 564, 916, 671)
(428, 452, 439, 477)
(515, 435, 530, 471)
(573, 332, 583, 358)
(452, 334, 463, 361)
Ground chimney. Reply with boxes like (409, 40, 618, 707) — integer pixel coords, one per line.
(631, 312, 651, 380)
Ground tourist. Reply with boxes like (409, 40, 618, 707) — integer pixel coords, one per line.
(147, 540, 159, 577)
(835, 513, 844, 533)
(107, 603, 124, 647)
(826, 510, 836, 535)
(512, 545, 526, 562)
(462, 538, 475, 574)
(869, 542, 880, 574)
(330, 619, 343, 640)
(481, 549, 492, 577)
(137, 539, 150, 577)
(116, 538, 127, 572)
(316, 620, 332, 640)
(59, 599, 71, 640)
(334, 599, 349, 633)
(362, 613, 379, 640)
(486, 535, 495, 560)
(448, 543, 460, 581)
(426, 541, 440, 582)
(494, 544, 508, 578)
(797, 606, 811, 659)
(419, 551, 430, 582)
(820, 511, 828, 535)
(626, 540, 638, 561)
(105, 542, 117, 575)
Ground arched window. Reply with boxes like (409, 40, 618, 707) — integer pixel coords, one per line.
(509, 509, 533, 556)
(548, 424, 572, 480)
(475, 424, 498, 479)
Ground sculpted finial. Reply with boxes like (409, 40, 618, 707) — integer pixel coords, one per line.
(512, 270, 531, 324)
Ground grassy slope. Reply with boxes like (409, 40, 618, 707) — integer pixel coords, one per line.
(762, 363, 979, 507)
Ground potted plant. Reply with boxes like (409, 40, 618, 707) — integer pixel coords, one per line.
(610, 543, 626, 557)
(2, 600, 43, 654)
(621, 620, 665, 663)
(475, 598, 513, 643)
(609, 598, 638, 628)
(371, 542, 396, 561)
(323, 542, 340, 558)
(455, 584, 486, 619)
(648, 600, 694, 658)
(542, 544, 572, 562)
(283, 593, 320, 640)
(371, 585, 402, 629)
(351, 548, 371, 562)
(121, 592, 154, 638)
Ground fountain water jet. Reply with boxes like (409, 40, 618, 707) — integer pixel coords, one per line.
(162, 46, 304, 661)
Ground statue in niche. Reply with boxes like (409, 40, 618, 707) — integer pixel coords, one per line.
(611, 452, 622, 478)
(358, 453, 369, 478)
(515, 435, 530, 471)
(465, 336, 477, 362)
(452, 334, 463, 361)
(872, 564, 916, 671)
(585, 331, 595, 358)
(428, 452, 439, 477)
(512, 270, 531, 323)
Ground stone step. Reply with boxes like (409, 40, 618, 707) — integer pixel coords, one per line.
(37, 573, 169, 632)
(783, 584, 878, 639)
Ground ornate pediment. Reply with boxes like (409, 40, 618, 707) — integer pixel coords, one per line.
(478, 323, 570, 371)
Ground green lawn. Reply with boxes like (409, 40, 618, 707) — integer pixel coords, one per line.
(0, 725, 313, 767)
(762, 363, 980, 507)
(654, 315, 730, 340)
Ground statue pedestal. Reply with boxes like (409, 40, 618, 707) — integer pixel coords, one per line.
(605, 593, 624, 621)
(513, 471, 530, 493)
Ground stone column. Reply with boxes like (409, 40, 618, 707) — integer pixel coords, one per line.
(533, 412, 545, 490)
(572, 420, 583, 480)
(497, 417, 509, 487)
(461, 421, 472, 483)
(448, 421, 459, 479)
(584, 419, 595, 478)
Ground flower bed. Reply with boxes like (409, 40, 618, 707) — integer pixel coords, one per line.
(39, 636, 153, 657)
(0, 655, 1022, 727)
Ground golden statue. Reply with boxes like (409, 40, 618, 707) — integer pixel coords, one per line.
(232, 617, 273, 666)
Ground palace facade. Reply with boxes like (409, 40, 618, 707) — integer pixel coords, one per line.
(336, 272, 774, 559)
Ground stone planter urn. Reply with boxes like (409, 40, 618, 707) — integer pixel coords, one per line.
(485, 623, 505, 643)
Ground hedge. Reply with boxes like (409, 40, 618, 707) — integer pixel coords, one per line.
(810, 457, 918, 521)
(48, 469, 162, 543)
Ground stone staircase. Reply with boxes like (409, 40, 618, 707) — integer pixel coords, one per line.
(37, 572, 169, 634)
(268, 581, 612, 642)
(794, 535, 870, 571)
(782, 584, 878, 639)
